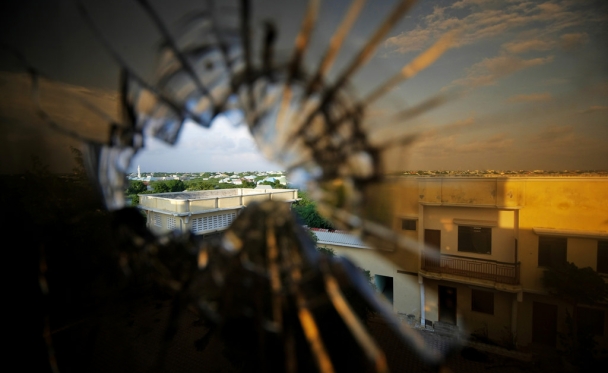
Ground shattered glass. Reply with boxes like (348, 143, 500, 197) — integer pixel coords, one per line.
(4, 0, 466, 371)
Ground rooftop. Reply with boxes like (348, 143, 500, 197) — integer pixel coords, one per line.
(139, 188, 296, 201)
(311, 229, 369, 249)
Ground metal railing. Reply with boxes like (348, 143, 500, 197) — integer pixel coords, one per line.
(422, 253, 520, 285)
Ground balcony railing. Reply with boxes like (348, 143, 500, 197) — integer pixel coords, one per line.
(422, 253, 520, 285)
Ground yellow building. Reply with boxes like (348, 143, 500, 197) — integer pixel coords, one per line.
(138, 188, 299, 236)
(328, 176, 608, 350)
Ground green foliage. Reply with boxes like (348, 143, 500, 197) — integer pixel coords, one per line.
(292, 191, 334, 229)
(293, 204, 334, 229)
(151, 179, 186, 193)
(317, 246, 335, 257)
(186, 180, 218, 190)
(126, 181, 147, 195)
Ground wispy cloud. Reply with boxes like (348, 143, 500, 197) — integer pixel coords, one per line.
(502, 39, 554, 54)
(383, 1, 599, 55)
(578, 105, 608, 114)
(507, 92, 552, 103)
(559, 32, 589, 52)
(450, 55, 554, 88)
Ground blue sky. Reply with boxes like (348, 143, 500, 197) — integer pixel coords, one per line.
(132, 0, 608, 172)
(1, 0, 607, 173)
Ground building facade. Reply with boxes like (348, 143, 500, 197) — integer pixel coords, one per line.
(323, 177, 608, 350)
(138, 188, 299, 236)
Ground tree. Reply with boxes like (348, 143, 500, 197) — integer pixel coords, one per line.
(151, 180, 185, 193)
(126, 181, 147, 195)
(542, 262, 608, 366)
(165, 179, 186, 192)
(151, 181, 171, 193)
(292, 191, 334, 229)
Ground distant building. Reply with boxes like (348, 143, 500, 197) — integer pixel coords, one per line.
(138, 188, 299, 238)
(330, 176, 608, 350)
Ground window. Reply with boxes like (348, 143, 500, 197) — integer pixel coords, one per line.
(577, 307, 605, 336)
(401, 219, 417, 231)
(191, 212, 237, 233)
(167, 216, 176, 230)
(154, 213, 162, 227)
(538, 236, 567, 268)
(598, 240, 608, 274)
(471, 289, 494, 315)
(374, 275, 394, 304)
(458, 226, 491, 254)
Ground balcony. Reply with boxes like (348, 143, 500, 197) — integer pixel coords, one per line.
(422, 253, 520, 285)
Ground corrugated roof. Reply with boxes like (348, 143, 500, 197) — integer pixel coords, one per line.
(312, 230, 369, 249)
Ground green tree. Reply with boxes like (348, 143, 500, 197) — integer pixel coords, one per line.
(126, 181, 147, 195)
(151, 180, 185, 193)
(292, 191, 334, 229)
(151, 181, 170, 193)
(293, 204, 334, 229)
(165, 179, 186, 192)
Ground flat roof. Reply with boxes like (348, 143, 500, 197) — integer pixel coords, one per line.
(139, 188, 298, 201)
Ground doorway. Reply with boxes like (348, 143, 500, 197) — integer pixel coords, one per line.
(532, 302, 557, 346)
(424, 229, 441, 268)
(374, 275, 394, 304)
(439, 285, 457, 325)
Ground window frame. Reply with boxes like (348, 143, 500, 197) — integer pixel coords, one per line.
(538, 236, 567, 268)
(167, 216, 176, 230)
(457, 225, 492, 255)
(154, 213, 162, 227)
(401, 218, 417, 231)
(471, 289, 494, 315)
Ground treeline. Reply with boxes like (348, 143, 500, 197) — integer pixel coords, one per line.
(125, 178, 288, 206)
(291, 191, 334, 229)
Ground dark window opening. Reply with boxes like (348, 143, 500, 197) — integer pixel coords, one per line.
(471, 289, 494, 315)
(458, 226, 491, 254)
(538, 236, 567, 268)
(577, 307, 605, 336)
(401, 219, 417, 231)
(597, 240, 608, 274)
(374, 275, 394, 304)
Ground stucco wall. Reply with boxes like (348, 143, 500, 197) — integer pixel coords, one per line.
(422, 205, 516, 263)
(325, 244, 421, 318)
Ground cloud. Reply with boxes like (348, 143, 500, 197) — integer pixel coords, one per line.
(559, 32, 588, 52)
(507, 93, 552, 103)
(502, 39, 554, 54)
(578, 105, 608, 114)
(411, 130, 513, 159)
(384, 27, 433, 54)
(451, 0, 489, 9)
(383, 1, 599, 55)
(450, 55, 554, 88)
(529, 125, 574, 144)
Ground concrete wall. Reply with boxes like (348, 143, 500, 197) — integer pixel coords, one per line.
(422, 205, 516, 263)
(349, 177, 608, 348)
(516, 178, 608, 292)
(422, 279, 514, 341)
(325, 243, 421, 318)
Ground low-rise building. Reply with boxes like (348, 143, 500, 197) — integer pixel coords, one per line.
(326, 176, 608, 350)
(138, 188, 299, 237)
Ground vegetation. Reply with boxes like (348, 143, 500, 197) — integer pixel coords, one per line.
(313, 243, 375, 321)
(151, 179, 186, 193)
(542, 262, 608, 367)
(292, 191, 334, 229)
